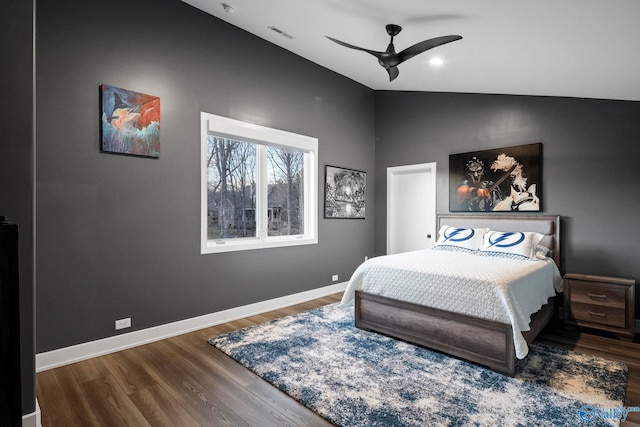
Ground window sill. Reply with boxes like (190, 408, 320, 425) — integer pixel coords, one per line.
(201, 236, 318, 254)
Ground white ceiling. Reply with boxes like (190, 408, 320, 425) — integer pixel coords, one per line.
(182, 0, 640, 101)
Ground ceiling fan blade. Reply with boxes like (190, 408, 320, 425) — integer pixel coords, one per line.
(397, 35, 462, 64)
(387, 66, 400, 82)
(328, 27, 461, 83)
(326, 36, 385, 60)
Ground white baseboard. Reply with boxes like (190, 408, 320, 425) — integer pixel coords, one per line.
(22, 399, 41, 427)
(36, 282, 347, 372)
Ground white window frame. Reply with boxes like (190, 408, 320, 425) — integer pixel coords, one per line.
(201, 112, 318, 254)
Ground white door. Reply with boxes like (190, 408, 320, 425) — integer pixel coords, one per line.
(387, 162, 437, 254)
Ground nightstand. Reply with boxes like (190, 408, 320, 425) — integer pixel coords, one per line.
(564, 273, 636, 341)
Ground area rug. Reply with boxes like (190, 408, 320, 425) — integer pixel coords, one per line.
(209, 303, 628, 427)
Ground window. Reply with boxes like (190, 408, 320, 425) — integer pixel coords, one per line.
(201, 112, 318, 253)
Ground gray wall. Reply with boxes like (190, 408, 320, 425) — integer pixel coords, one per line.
(374, 91, 640, 316)
(33, 0, 640, 355)
(35, 0, 375, 352)
(1, 0, 36, 416)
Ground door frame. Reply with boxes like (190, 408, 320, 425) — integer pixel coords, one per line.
(386, 162, 437, 254)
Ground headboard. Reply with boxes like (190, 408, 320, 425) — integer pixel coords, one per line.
(437, 214, 562, 272)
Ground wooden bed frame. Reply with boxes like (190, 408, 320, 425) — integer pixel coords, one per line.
(354, 214, 562, 377)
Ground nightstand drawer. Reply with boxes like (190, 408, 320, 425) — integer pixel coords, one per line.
(567, 281, 626, 309)
(563, 273, 635, 341)
(571, 302, 626, 328)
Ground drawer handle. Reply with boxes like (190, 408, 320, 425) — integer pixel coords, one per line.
(588, 311, 606, 318)
(588, 293, 607, 300)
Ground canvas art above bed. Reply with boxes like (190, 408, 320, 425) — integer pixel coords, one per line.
(449, 143, 542, 212)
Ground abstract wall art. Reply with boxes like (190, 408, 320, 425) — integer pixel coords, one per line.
(100, 84, 160, 158)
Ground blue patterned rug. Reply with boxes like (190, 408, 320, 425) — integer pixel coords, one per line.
(209, 303, 627, 427)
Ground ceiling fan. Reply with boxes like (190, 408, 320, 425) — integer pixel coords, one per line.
(326, 24, 462, 82)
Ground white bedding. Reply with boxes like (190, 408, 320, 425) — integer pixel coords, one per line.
(340, 249, 563, 359)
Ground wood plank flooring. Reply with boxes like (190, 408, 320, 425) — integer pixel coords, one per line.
(36, 293, 640, 426)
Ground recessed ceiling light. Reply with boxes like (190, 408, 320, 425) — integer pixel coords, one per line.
(429, 57, 444, 66)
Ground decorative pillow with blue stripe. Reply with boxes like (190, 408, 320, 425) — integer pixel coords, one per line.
(434, 226, 488, 251)
(480, 230, 544, 260)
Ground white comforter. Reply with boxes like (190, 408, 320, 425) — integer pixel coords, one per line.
(341, 249, 563, 359)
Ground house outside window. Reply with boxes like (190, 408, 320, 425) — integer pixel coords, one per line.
(201, 112, 318, 253)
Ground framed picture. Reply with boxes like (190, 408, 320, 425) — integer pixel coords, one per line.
(100, 84, 160, 158)
(449, 142, 542, 212)
(324, 165, 366, 219)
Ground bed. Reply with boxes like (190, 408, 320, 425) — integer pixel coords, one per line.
(342, 214, 562, 377)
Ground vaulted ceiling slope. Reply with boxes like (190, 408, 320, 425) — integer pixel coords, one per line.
(182, 0, 640, 101)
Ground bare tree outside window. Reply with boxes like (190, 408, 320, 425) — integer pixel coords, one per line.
(207, 136, 256, 239)
(207, 136, 306, 240)
(201, 112, 317, 254)
(267, 147, 304, 236)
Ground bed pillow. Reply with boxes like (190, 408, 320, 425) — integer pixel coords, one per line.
(480, 230, 544, 260)
(534, 244, 551, 260)
(434, 226, 487, 251)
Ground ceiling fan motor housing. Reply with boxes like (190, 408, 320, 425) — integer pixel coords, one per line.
(386, 24, 402, 37)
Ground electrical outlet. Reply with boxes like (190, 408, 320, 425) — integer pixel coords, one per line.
(115, 318, 131, 330)
(332, 274, 339, 282)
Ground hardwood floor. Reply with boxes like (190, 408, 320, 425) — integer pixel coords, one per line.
(36, 293, 640, 426)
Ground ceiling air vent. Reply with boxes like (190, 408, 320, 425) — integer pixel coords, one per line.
(268, 26, 294, 39)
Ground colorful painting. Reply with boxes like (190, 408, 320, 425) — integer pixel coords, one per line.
(324, 165, 366, 218)
(100, 84, 160, 158)
(449, 143, 542, 212)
